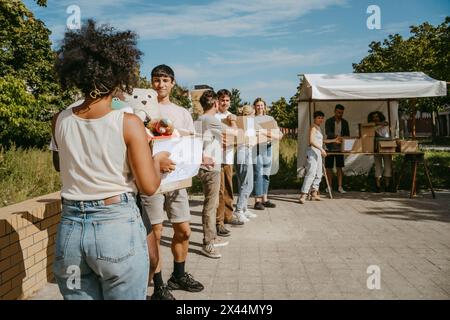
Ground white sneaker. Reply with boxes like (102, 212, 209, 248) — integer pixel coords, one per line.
(235, 211, 250, 223)
(211, 237, 229, 248)
(244, 209, 257, 218)
(338, 187, 346, 193)
(202, 243, 221, 259)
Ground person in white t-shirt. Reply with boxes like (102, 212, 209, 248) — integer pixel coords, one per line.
(214, 89, 245, 236)
(139, 65, 203, 300)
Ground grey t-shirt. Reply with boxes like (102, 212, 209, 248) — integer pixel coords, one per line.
(199, 114, 225, 171)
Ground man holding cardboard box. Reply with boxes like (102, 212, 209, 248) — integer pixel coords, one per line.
(325, 104, 349, 193)
(215, 89, 245, 234)
(197, 90, 233, 259)
(140, 65, 203, 300)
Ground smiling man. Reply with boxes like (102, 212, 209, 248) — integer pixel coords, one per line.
(139, 65, 203, 300)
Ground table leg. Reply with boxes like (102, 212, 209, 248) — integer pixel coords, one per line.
(423, 157, 436, 199)
(410, 157, 418, 198)
(323, 162, 333, 199)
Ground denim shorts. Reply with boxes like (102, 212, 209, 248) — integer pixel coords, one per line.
(53, 193, 149, 300)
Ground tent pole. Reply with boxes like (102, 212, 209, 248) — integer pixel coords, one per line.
(387, 100, 392, 138)
(308, 101, 312, 127)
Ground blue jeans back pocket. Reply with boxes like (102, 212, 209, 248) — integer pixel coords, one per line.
(55, 220, 76, 260)
(93, 218, 136, 263)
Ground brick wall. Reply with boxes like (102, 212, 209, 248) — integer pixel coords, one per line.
(0, 192, 61, 300)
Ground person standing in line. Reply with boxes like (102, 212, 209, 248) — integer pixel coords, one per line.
(234, 105, 259, 221)
(139, 65, 204, 300)
(197, 90, 232, 258)
(215, 89, 244, 236)
(253, 98, 283, 210)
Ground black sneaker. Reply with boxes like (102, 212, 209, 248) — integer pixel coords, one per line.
(262, 201, 276, 208)
(254, 202, 265, 210)
(150, 285, 176, 300)
(167, 273, 204, 292)
(217, 225, 231, 237)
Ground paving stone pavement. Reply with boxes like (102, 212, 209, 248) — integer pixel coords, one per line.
(29, 190, 450, 300)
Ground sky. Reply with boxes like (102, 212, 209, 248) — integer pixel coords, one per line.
(24, 0, 449, 104)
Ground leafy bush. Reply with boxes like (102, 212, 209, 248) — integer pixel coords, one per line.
(0, 75, 53, 148)
(0, 147, 60, 207)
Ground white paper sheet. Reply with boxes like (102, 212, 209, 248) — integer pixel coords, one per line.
(152, 136, 202, 185)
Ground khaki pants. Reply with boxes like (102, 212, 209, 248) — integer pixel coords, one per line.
(216, 164, 234, 226)
(198, 169, 221, 244)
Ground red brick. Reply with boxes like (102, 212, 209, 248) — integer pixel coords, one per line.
(2, 285, 23, 300)
(1, 263, 25, 282)
(25, 225, 38, 237)
(27, 242, 43, 257)
(0, 235, 9, 250)
(20, 236, 34, 249)
(0, 220, 6, 236)
(9, 251, 24, 266)
(48, 224, 58, 236)
(0, 257, 11, 273)
(33, 232, 47, 244)
(0, 280, 12, 297)
(22, 275, 36, 292)
(0, 242, 20, 260)
(23, 256, 35, 269)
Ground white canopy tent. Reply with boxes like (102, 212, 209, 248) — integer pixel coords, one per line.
(297, 72, 447, 176)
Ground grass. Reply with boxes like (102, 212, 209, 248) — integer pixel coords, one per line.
(1, 139, 449, 207)
(0, 147, 61, 207)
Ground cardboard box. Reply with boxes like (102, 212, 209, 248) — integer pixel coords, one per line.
(359, 123, 376, 138)
(361, 136, 375, 153)
(341, 137, 362, 152)
(150, 134, 202, 194)
(397, 140, 418, 153)
(378, 140, 397, 153)
(156, 177, 192, 194)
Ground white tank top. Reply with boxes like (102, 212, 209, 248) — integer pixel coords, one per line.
(55, 109, 137, 200)
(309, 125, 323, 154)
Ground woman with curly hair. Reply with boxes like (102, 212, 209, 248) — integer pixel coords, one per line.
(51, 19, 168, 300)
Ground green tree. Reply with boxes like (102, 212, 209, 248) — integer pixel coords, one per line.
(1, 0, 57, 95)
(269, 97, 289, 128)
(170, 84, 192, 110)
(230, 88, 248, 114)
(353, 17, 450, 138)
(0, 75, 51, 148)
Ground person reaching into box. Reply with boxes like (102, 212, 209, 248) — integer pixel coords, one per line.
(299, 111, 342, 204)
(51, 20, 168, 300)
(368, 111, 393, 193)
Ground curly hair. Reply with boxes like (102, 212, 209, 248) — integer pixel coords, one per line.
(368, 111, 386, 123)
(55, 19, 142, 97)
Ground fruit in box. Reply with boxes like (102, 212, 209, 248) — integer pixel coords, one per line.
(146, 118, 175, 136)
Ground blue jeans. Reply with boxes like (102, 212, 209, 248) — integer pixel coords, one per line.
(253, 143, 272, 197)
(301, 148, 323, 194)
(236, 145, 255, 211)
(53, 193, 149, 300)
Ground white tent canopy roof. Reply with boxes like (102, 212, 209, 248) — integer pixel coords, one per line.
(300, 72, 447, 101)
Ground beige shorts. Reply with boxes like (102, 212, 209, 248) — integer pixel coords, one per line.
(139, 188, 191, 231)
